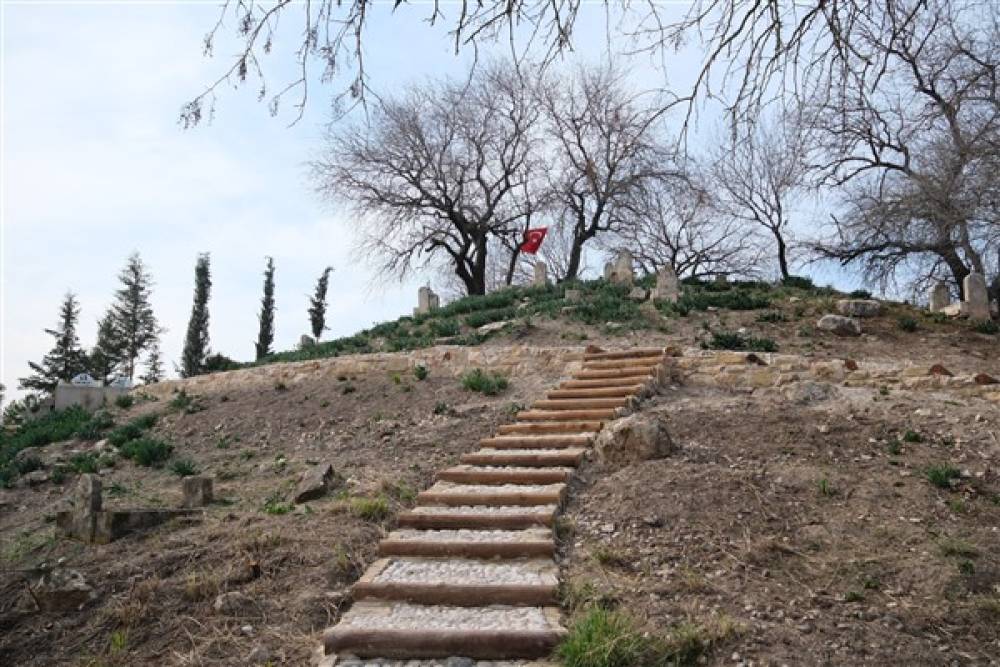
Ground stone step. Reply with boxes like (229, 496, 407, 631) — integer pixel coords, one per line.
(516, 408, 618, 422)
(583, 347, 666, 361)
(547, 385, 644, 399)
(379, 528, 554, 558)
(461, 447, 586, 467)
(438, 465, 573, 485)
(560, 376, 653, 389)
(333, 659, 558, 667)
(398, 504, 558, 530)
(353, 557, 559, 606)
(480, 434, 592, 449)
(496, 421, 603, 435)
(324, 601, 565, 659)
(417, 481, 566, 506)
(532, 397, 630, 410)
(572, 367, 656, 380)
(581, 358, 660, 371)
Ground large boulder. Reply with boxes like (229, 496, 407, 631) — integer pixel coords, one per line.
(293, 463, 337, 503)
(593, 413, 675, 467)
(817, 314, 862, 337)
(836, 299, 883, 318)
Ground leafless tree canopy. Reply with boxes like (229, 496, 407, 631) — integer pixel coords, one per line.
(809, 0, 1000, 299)
(182, 0, 953, 135)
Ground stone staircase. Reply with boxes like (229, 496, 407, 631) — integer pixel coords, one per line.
(321, 347, 670, 665)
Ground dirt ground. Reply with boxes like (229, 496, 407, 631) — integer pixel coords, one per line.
(0, 368, 558, 666)
(562, 383, 1000, 665)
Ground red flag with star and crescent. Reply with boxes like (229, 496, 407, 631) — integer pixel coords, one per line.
(519, 227, 548, 254)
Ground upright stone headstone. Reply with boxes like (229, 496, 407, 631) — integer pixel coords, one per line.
(610, 251, 634, 285)
(181, 476, 214, 508)
(564, 289, 582, 303)
(963, 272, 991, 320)
(532, 261, 549, 287)
(928, 282, 950, 313)
(299, 334, 316, 348)
(651, 265, 680, 303)
(414, 286, 440, 316)
(75, 474, 103, 514)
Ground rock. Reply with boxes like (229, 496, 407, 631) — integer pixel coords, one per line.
(299, 334, 316, 348)
(843, 359, 859, 371)
(817, 314, 861, 336)
(214, 591, 253, 615)
(836, 299, 883, 318)
(974, 373, 999, 385)
(246, 645, 271, 665)
(628, 287, 649, 301)
(593, 413, 676, 467)
(784, 382, 837, 404)
(21, 470, 50, 487)
(14, 447, 42, 463)
(294, 464, 336, 503)
(928, 364, 953, 376)
(564, 289, 582, 303)
(31, 568, 94, 612)
(477, 320, 510, 334)
(181, 476, 214, 508)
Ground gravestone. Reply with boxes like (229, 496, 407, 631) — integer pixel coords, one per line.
(564, 289, 582, 303)
(70, 373, 99, 387)
(413, 286, 440, 316)
(963, 272, 991, 320)
(651, 265, 680, 303)
(532, 261, 549, 287)
(182, 476, 214, 508)
(609, 251, 634, 285)
(299, 334, 316, 348)
(928, 282, 950, 313)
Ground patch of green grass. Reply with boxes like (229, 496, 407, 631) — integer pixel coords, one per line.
(114, 394, 134, 410)
(902, 430, 923, 443)
(897, 316, 919, 332)
(925, 464, 961, 489)
(782, 276, 815, 290)
(817, 477, 837, 497)
(69, 452, 99, 474)
(705, 331, 778, 353)
(844, 590, 865, 603)
(464, 307, 517, 328)
(972, 319, 999, 335)
(341, 384, 356, 395)
(433, 402, 450, 416)
(413, 365, 429, 381)
(429, 318, 461, 337)
(169, 390, 205, 414)
(558, 607, 651, 667)
(756, 311, 785, 323)
(382, 480, 417, 504)
(118, 437, 173, 467)
(76, 410, 115, 440)
(262, 491, 293, 515)
(350, 495, 391, 522)
(939, 537, 979, 559)
(461, 368, 509, 395)
(958, 559, 975, 576)
(593, 545, 630, 569)
(49, 465, 68, 485)
(170, 458, 199, 477)
(887, 440, 902, 456)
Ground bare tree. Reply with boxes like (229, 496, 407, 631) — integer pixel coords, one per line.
(613, 171, 763, 279)
(710, 118, 810, 279)
(811, 0, 1000, 299)
(183, 1, 957, 139)
(313, 62, 540, 296)
(540, 63, 678, 281)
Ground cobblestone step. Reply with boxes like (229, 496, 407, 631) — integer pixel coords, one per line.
(353, 557, 559, 606)
(379, 528, 554, 558)
(532, 397, 630, 410)
(398, 505, 558, 530)
(496, 421, 603, 435)
(515, 408, 618, 422)
(559, 376, 654, 389)
(438, 465, 573, 485)
(460, 448, 586, 467)
(582, 347, 667, 361)
(479, 434, 592, 449)
(547, 385, 644, 399)
(417, 481, 566, 507)
(324, 601, 565, 659)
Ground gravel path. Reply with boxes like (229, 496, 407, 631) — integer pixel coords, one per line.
(407, 505, 558, 516)
(385, 528, 551, 543)
(374, 558, 556, 586)
(338, 602, 554, 631)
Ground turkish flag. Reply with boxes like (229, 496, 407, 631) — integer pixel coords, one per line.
(519, 227, 548, 254)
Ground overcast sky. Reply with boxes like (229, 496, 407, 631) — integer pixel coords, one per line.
(1, 1, 843, 404)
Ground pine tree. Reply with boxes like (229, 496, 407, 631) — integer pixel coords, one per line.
(88, 311, 123, 384)
(255, 256, 276, 360)
(109, 252, 160, 380)
(181, 253, 212, 377)
(141, 341, 165, 384)
(19, 293, 89, 393)
(308, 266, 333, 340)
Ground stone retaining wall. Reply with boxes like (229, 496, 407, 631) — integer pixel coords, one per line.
(670, 348, 1000, 402)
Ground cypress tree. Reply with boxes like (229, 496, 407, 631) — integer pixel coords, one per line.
(181, 253, 212, 377)
(109, 252, 160, 380)
(308, 266, 333, 340)
(88, 310, 123, 384)
(255, 256, 276, 360)
(141, 341, 165, 384)
(19, 292, 89, 393)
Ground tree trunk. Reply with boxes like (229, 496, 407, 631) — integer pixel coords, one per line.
(504, 247, 520, 286)
(940, 248, 971, 299)
(773, 229, 790, 280)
